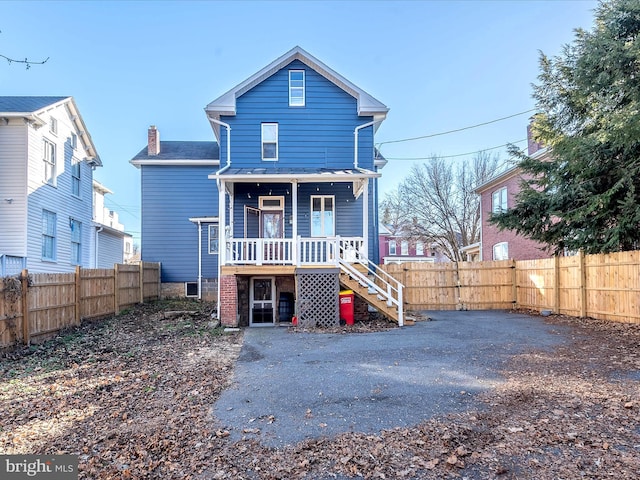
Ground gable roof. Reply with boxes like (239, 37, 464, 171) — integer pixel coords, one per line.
(205, 46, 389, 140)
(130, 141, 219, 167)
(0, 96, 102, 167)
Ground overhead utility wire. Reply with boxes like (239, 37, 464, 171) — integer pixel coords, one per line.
(377, 108, 536, 146)
(384, 138, 527, 161)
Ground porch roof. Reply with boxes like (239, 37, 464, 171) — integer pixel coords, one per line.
(208, 167, 380, 182)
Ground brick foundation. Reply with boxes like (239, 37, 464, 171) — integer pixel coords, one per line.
(354, 295, 370, 322)
(219, 275, 238, 326)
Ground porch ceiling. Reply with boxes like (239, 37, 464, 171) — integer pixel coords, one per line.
(208, 167, 380, 182)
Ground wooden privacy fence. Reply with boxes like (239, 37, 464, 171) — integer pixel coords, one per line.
(380, 250, 640, 324)
(0, 262, 161, 348)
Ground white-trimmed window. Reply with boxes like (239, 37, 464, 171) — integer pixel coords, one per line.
(49, 117, 57, 135)
(289, 70, 305, 106)
(208, 224, 219, 254)
(71, 132, 77, 150)
(389, 240, 397, 256)
(401, 240, 409, 255)
(311, 195, 334, 237)
(416, 241, 424, 256)
(493, 242, 509, 261)
(42, 210, 57, 261)
(261, 123, 278, 161)
(71, 158, 81, 197)
(492, 187, 508, 214)
(43, 138, 57, 185)
(70, 218, 81, 265)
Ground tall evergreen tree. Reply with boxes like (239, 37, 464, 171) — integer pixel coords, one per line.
(491, 0, 640, 254)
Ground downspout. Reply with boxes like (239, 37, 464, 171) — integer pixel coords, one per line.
(95, 226, 103, 268)
(209, 117, 232, 186)
(197, 220, 202, 300)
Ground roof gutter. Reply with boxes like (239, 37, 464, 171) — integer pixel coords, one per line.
(208, 117, 231, 187)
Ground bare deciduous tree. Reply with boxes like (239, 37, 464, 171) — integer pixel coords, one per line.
(382, 152, 503, 261)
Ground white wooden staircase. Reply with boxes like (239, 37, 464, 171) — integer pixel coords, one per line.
(337, 246, 406, 326)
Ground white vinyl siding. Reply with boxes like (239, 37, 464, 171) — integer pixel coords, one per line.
(42, 210, 57, 261)
(311, 195, 334, 237)
(492, 187, 507, 214)
(70, 218, 81, 265)
(208, 224, 219, 254)
(261, 123, 278, 161)
(289, 70, 305, 106)
(493, 242, 509, 260)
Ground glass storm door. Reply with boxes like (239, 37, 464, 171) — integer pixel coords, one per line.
(262, 211, 284, 261)
(250, 277, 275, 326)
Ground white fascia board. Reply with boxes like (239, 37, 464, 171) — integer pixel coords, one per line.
(208, 171, 381, 182)
(60, 97, 102, 167)
(130, 159, 220, 168)
(189, 216, 219, 223)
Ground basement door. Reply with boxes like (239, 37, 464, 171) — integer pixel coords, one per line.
(250, 277, 275, 326)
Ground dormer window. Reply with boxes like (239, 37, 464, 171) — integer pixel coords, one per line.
(289, 70, 305, 106)
(261, 123, 278, 161)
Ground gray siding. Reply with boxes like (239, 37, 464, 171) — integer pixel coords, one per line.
(141, 165, 219, 282)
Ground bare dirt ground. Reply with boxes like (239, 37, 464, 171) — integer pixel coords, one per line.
(1, 301, 639, 479)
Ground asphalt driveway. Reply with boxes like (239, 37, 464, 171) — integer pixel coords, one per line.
(212, 310, 571, 448)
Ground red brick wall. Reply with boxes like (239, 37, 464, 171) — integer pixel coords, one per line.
(480, 173, 549, 261)
(219, 275, 238, 326)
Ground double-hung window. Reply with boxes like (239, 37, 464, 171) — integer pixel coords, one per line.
(493, 242, 509, 261)
(71, 158, 81, 197)
(43, 139, 57, 185)
(492, 187, 508, 214)
(261, 123, 278, 161)
(70, 218, 81, 265)
(389, 240, 397, 256)
(208, 224, 219, 254)
(401, 241, 409, 255)
(289, 70, 305, 106)
(42, 210, 57, 261)
(416, 241, 424, 256)
(311, 195, 334, 237)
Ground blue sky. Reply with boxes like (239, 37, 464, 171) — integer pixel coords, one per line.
(1, 0, 599, 244)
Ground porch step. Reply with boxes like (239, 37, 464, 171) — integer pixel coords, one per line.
(339, 272, 409, 325)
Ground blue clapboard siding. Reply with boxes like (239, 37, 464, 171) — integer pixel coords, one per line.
(220, 60, 375, 170)
(141, 165, 219, 282)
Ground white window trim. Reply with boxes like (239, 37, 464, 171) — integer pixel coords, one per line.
(70, 218, 82, 265)
(42, 210, 57, 261)
(493, 242, 509, 261)
(492, 187, 508, 214)
(71, 157, 81, 197)
(389, 240, 397, 256)
(261, 123, 279, 161)
(416, 241, 424, 256)
(43, 138, 57, 186)
(310, 195, 335, 237)
(49, 117, 58, 135)
(71, 132, 78, 150)
(401, 240, 409, 256)
(259, 196, 284, 210)
(289, 70, 305, 107)
(208, 224, 219, 255)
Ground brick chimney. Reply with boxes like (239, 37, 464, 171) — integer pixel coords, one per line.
(527, 122, 543, 156)
(148, 125, 160, 156)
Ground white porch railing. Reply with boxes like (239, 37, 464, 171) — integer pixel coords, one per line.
(225, 236, 365, 266)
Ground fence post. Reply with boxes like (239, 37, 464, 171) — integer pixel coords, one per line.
(75, 265, 81, 326)
(139, 262, 144, 304)
(554, 255, 561, 314)
(20, 269, 30, 345)
(511, 259, 517, 308)
(114, 263, 120, 315)
(579, 250, 587, 317)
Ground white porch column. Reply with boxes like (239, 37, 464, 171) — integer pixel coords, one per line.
(292, 180, 298, 262)
(362, 178, 369, 259)
(218, 180, 226, 266)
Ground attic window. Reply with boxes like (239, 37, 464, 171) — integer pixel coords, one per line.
(50, 117, 58, 135)
(289, 70, 305, 106)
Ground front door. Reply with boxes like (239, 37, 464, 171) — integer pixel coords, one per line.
(250, 277, 275, 326)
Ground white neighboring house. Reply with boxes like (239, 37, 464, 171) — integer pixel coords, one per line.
(0, 96, 102, 276)
(92, 180, 134, 267)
